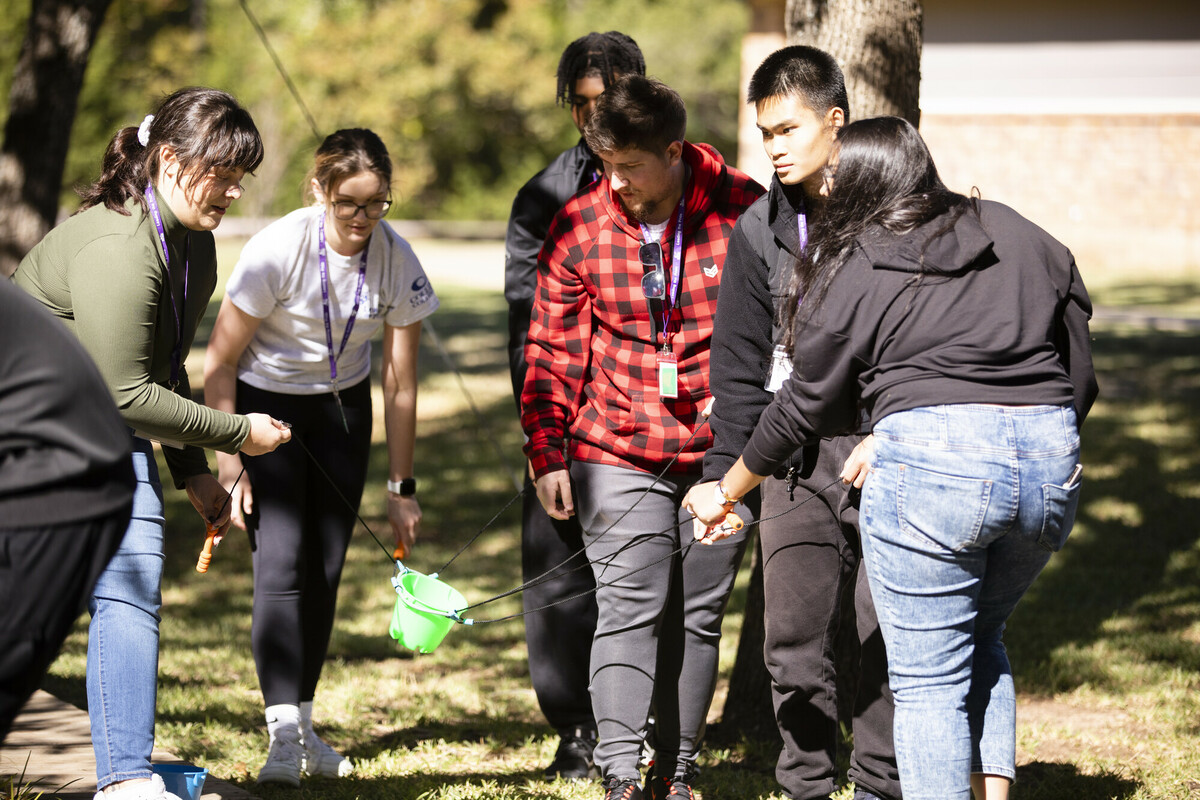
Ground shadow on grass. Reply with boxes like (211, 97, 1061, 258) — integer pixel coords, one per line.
(1008, 325, 1200, 692)
(238, 755, 787, 800)
(1015, 761, 1140, 799)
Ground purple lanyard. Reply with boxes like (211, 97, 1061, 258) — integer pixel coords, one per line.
(796, 196, 809, 308)
(797, 192, 809, 252)
(639, 197, 686, 345)
(317, 214, 369, 390)
(144, 186, 188, 391)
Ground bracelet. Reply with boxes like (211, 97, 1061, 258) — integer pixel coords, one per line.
(714, 479, 740, 510)
(387, 477, 417, 497)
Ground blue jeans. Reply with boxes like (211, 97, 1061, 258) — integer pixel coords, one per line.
(87, 437, 165, 788)
(859, 405, 1081, 800)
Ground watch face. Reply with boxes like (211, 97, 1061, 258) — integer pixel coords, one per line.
(388, 478, 417, 496)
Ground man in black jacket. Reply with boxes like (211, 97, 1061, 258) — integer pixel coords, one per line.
(703, 46, 901, 800)
(503, 31, 645, 781)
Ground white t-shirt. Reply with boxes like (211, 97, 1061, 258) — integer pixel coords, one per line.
(227, 206, 440, 395)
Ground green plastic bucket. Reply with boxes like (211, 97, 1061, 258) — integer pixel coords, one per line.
(390, 570, 467, 653)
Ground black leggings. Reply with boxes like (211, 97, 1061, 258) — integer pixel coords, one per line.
(237, 379, 372, 707)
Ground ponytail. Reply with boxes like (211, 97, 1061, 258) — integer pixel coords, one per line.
(77, 127, 151, 214)
(77, 87, 263, 216)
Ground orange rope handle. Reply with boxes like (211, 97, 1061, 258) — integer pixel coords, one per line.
(721, 511, 744, 532)
(196, 523, 218, 573)
(393, 542, 408, 561)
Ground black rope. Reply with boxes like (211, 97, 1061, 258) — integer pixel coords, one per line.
(464, 475, 846, 624)
(422, 318, 523, 494)
(230, 12, 861, 628)
(290, 432, 398, 563)
(460, 419, 713, 608)
(287, 412, 849, 626)
(432, 482, 528, 575)
(238, 0, 321, 140)
(208, 466, 246, 528)
(236, 2, 523, 497)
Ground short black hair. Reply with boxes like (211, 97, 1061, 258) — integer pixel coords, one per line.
(748, 45, 851, 121)
(584, 75, 686, 156)
(555, 31, 646, 107)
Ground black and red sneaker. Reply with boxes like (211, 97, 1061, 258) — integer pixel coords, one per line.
(643, 766, 698, 800)
(602, 776, 645, 800)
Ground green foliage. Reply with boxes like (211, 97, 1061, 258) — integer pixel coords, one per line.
(2, 0, 749, 220)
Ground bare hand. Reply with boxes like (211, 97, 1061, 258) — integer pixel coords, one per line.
(535, 469, 574, 520)
(682, 481, 737, 544)
(840, 434, 875, 489)
(240, 413, 291, 456)
(217, 458, 253, 532)
(388, 494, 421, 559)
(184, 472, 233, 544)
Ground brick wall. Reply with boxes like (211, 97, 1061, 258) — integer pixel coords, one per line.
(919, 114, 1200, 279)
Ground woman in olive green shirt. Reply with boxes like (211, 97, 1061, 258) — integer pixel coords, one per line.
(14, 87, 290, 800)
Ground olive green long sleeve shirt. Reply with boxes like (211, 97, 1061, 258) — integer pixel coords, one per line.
(14, 190, 250, 487)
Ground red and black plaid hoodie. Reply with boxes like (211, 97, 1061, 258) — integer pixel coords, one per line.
(521, 141, 764, 478)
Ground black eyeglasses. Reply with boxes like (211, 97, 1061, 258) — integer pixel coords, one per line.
(331, 198, 391, 220)
(639, 242, 665, 300)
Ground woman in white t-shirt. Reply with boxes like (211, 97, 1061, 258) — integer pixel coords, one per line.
(204, 128, 439, 785)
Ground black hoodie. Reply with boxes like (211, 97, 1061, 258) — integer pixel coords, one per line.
(742, 199, 1099, 477)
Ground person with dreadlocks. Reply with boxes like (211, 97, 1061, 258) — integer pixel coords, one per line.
(503, 30, 645, 781)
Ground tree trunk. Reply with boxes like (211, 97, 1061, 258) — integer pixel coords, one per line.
(787, 0, 923, 125)
(0, 0, 112, 277)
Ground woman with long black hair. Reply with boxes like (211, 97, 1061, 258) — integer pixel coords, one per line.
(685, 116, 1097, 800)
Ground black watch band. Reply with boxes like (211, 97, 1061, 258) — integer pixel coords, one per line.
(387, 477, 417, 497)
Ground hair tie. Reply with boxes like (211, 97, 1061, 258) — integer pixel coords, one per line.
(137, 114, 154, 147)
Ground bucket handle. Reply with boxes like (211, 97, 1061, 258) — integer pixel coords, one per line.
(390, 572, 474, 626)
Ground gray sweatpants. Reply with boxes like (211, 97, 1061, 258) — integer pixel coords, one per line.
(570, 461, 750, 781)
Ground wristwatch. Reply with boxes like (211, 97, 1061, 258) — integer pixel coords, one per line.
(714, 479, 740, 511)
(387, 478, 417, 497)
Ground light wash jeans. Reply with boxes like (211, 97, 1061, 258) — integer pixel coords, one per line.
(87, 436, 165, 789)
(859, 405, 1081, 800)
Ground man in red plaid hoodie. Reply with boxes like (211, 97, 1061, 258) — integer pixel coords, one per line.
(521, 75, 764, 800)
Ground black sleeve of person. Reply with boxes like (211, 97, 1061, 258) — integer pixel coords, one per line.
(703, 222, 779, 483)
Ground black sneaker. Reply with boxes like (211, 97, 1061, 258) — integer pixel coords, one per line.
(543, 727, 597, 780)
(643, 765, 698, 800)
(602, 776, 644, 800)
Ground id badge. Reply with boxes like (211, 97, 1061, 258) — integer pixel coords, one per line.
(765, 344, 793, 393)
(657, 350, 679, 398)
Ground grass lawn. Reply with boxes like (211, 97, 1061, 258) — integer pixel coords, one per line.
(28, 246, 1200, 799)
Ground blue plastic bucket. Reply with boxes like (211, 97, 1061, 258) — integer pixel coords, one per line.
(153, 764, 208, 800)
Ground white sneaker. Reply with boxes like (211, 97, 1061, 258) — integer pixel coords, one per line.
(94, 775, 183, 800)
(302, 731, 352, 778)
(257, 734, 304, 787)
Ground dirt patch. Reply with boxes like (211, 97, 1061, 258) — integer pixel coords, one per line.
(1017, 696, 1149, 766)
